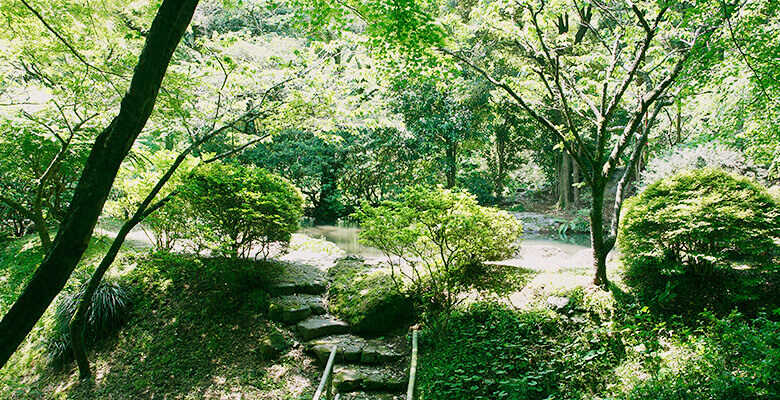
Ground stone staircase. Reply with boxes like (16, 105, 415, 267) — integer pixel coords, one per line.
(269, 263, 410, 399)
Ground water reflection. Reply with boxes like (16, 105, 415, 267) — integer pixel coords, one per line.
(298, 219, 385, 257)
(298, 219, 591, 258)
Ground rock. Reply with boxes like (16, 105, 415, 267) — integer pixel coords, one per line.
(269, 283, 297, 295)
(546, 296, 570, 312)
(297, 316, 349, 341)
(333, 366, 407, 393)
(256, 332, 288, 360)
(509, 212, 559, 233)
(306, 334, 404, 365)
(297, 279, 328, 295)
(306, 297, 328, 314)
(269, 302, 312, 324)
(269, 294, 326, 324)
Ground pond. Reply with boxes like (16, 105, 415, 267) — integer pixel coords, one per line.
(298, 219, 591, 258)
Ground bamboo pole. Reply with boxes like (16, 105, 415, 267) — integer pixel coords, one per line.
(407, 326, 419, 400)
(314, 345, 338, 400)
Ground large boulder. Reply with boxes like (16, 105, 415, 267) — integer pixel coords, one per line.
(328, 257, 415, 336)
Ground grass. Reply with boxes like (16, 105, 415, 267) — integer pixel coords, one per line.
(2, 232, 778, 399)
(0, 238, 321, 400)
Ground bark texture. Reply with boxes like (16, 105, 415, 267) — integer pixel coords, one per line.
(0, 0, 199, 369)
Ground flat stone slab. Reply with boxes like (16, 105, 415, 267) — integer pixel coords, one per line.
(297, 315, 349, 341)
(306, 334, 404, 365)
(336, 393, 403, 400)
(269, 279, 328, 296)
(334, 366, 407, 393)
(269, 295, 327, 324)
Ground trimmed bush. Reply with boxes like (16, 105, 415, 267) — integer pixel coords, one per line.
(182, 163, 303, 259)
(620, 168, 780, 275)
(327, 257, 415, 336)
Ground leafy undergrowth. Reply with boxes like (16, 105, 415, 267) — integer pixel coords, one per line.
(418, 303, 625, 400)
(417, 268, 780, 400)
(1, 233, 120, 395)
(1, 249, 321, 400)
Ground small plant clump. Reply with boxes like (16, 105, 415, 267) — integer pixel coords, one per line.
(46, 278, 132, 368)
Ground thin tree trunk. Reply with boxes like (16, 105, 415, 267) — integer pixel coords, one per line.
(445, 137, 457, 188)
(558, 152, 572, 208)
(0, 0, 199, 369)
(590, 180, 609, 287)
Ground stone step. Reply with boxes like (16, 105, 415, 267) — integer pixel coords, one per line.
(269, 278, 328, 296)
(269, 294, 327, 324)
(306, 334, 405, 365)
(335, 393, 404, 400)
(297, 315, 349, 341)
(333, 366, 407, 393)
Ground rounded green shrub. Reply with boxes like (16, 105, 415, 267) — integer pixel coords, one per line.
(620, 168, 780, 276)
(182, 163, 303, 259)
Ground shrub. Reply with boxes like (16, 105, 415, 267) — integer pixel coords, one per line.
(46, 278, 132, 368)
(327, 256, 415, 336)
(620, 168, 780, 275)
(356, 185, 523, 326)
(108, 149, 198, 252)
(619, 312, 780, 400)
(182, 163, 303, 259)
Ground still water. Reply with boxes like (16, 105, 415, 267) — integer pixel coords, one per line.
(298, 220, 591, 258)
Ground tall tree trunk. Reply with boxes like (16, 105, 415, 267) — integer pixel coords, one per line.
(590, 179, 609, 286)
(571, 151, 580, 208)
(494, 127, 507, 202)
(0, 0, 199, 369)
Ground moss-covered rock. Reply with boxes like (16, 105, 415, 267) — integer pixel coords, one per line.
(328, 256, 415, 336)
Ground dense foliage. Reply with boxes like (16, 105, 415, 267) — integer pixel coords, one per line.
(620, 312, 780, 400)
(418, 302, 624, 399)
(620, 169, 780, 275)
(357, 185, 522, 323)
(182, 163, 303, 259)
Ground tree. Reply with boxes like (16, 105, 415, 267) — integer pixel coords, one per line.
(300, 0, 717, 286)
(241, 129, 346, 223)
(0, 0, 199, 368)
(393, 78, 480, 188)
(440, 0, 714, 286)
